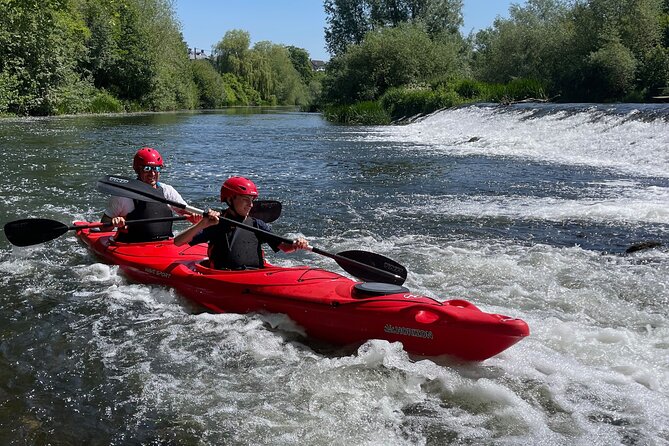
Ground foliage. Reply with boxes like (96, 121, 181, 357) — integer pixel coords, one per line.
(89, 90, 125, 113)
(212, 29, 252, 77)
(636, 45, 669, 97)
(192, 59, 229, 108)
(322, 101, 391, 124)
(212, 31, 314, 106)
(585, 35, 637, 100)
(321, 23, 467, 104)
(0, 0, 89, 115)
(4, 0, 668, 117)
(325, 77, 549, 124)
(0, 0, 199, 116)
(220, 73, 261, 106)
(472, 0, 669, 101)
(472, 0, 573, 86)
(256, 42, 309, 106)
(0, 71, 20, 114)
(286, 46, 314, 83)
(381, 78, 546, 120)
(380, 86, 462, 120)
(50, 75, 97, 115)
(324, 0, 464, 56)
(142, 0, 198, 111)
(324, 0, 372, 56)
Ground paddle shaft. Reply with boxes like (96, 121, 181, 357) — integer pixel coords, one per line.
(208, 217, 403, 283)
(73, 215, 188, 231)
(98, 176, 405, 284)
(200, 214, 403, 283)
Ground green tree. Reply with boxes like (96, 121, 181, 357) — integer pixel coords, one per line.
(0, 0, 91, 115)
(267, 45, 309, 105)
(324, 0, 464, 56)
(0, 0, 199, 115)
(662, 0, 669, 46)
(286, 46, 314, 83)
(212, 31, 313, 106)
(473, 0, 572, 86)
(570, 0, 667, 99)
(322, 22, 464, 103)
(418, 0, 464, 36)
(142, 0, 198, 110)
(324, 0, 372, 56)
(213, 29, 252, 76)
(192, 59, 228, 108)
(585, 33, 637, 100)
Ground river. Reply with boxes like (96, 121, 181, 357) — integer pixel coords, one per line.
(0, 105, 667, 444)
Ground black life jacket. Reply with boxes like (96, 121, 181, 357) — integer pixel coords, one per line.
(209, 216, 264, 270)
(114, 185, 173, 243)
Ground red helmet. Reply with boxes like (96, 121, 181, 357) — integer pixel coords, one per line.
(133, 147, 163, 173)
(220, 176, 259, 201)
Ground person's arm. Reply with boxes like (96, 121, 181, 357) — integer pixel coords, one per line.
(278, 237, 309, 253)
(254, 220, 308, 253)
(161, 183, 202, 223)
(101, 197, 133, 228)
(174, 209, 220, 246)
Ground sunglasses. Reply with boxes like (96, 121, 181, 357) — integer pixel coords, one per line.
(141, 166, 162, 172)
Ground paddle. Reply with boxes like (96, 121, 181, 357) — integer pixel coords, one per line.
(3, 216, 186, 247)
(96, 175, 408, 285)
(3, 200, 282, 248)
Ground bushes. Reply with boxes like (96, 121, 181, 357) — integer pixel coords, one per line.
(321, 23, 467, 104)
(380, 87, 462, 120)
(50, 78, 98, 115)
(89, 90, 124, 113)
(482, 78, 548, 102)
(584, 37, 637, 101)
(323, 101, 391, 125)
(192, 60, 229, 108)
(0, 71, 19, 114)
(324, 77, 549, 124)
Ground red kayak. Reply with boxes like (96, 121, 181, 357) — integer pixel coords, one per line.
(75, 223, 529, 361)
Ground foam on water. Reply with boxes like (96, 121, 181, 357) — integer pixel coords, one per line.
(2, 108, 668, 444)
(371, 105, 669, 178)
(383, 186, 669, 227)
(56, 224, 664, 444)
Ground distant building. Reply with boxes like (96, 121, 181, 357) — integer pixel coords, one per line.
(188, 48, 209, 60)
(310, 60, 326, 72)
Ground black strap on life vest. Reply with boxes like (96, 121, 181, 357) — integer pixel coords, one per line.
(210, 216, 264, 270)
(115, 185, 174, 243)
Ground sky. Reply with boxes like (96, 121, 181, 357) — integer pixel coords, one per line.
(174, 0, 525, 61)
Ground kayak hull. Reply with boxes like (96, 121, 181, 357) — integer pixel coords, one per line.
(76, 224, 529, 361)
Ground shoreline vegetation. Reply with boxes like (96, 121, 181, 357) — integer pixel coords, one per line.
(1, 0, 668, 125)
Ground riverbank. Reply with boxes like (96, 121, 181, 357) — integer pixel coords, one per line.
(323, 78, 552, 125)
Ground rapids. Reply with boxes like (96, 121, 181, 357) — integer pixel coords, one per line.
(0, 104, 667, 444)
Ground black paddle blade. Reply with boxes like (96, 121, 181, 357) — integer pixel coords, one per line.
(98, 175, 282, 222)
(336, 250, 408, 285)
(248, 200, 282, 223)
(97, 176, 170, 205)
(4, 218, 69, 247)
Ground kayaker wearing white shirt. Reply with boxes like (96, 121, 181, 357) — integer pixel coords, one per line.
(101, 147, 199, 242)
(174, 176, 308, 269)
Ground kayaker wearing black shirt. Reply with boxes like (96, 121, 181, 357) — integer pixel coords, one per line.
(174, 176, 308, 269)
(101, 147, 200, 242)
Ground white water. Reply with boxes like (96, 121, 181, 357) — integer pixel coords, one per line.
(1, 107, 668, 444)
(369, 105, 669, 178)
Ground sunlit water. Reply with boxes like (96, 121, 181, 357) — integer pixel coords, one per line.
(0, 105, 667, 444)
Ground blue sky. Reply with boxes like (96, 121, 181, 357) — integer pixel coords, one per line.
(174, 0, 524, 61)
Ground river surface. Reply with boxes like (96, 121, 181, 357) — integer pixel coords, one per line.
(0, 105, 668, 445)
